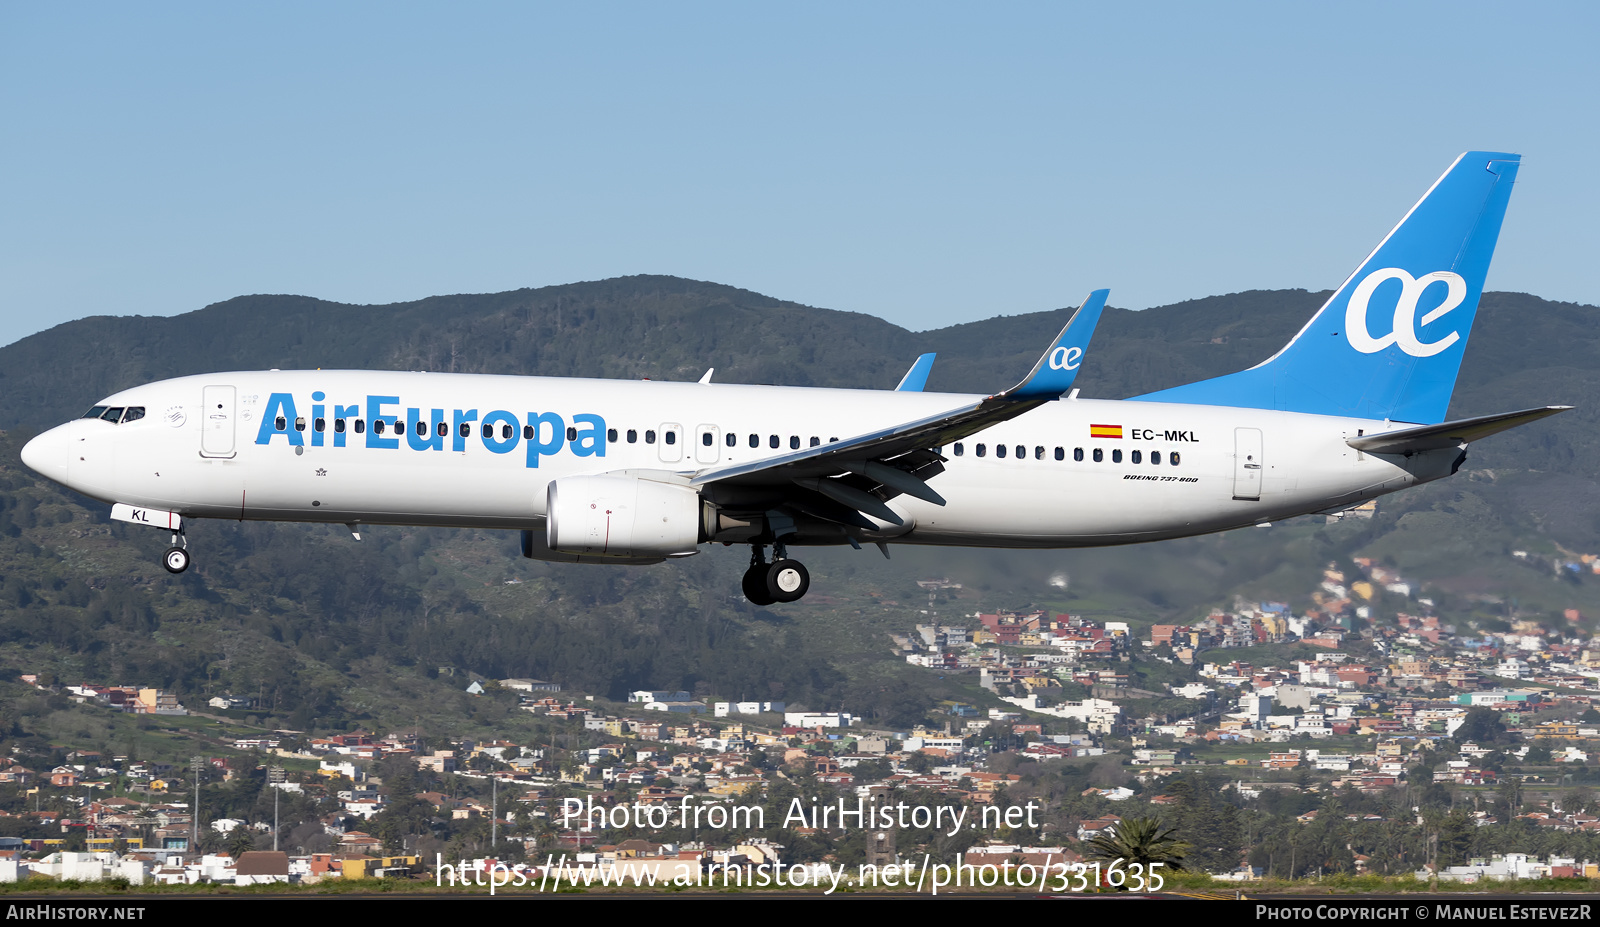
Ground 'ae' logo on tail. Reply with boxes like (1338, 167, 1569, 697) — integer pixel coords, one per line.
(1048, 346, 1083, 370)
(1343, 268, 1468, 358)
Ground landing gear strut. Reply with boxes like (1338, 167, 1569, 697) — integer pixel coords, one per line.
(162, 530, 190, 574)
(741, 543, 810, 605)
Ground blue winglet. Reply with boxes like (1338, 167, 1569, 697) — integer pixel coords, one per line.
(1003, 289, 1109, 400)
(894, 353, 937, 391)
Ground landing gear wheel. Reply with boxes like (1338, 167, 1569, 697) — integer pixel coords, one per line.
(162, 547, 190, 574)
(742, 565, 776, 606)
(765, 559, 809, 603)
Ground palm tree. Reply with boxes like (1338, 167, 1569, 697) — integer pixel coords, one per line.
(1085, 816, 1191, 871)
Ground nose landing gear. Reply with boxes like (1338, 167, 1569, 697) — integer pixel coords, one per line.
(162, 530, 190, 574)
(741, 543, 810, 605)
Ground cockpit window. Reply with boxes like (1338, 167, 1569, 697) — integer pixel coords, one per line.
(81, 405, 144, 424)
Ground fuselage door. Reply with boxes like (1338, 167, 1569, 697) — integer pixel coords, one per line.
(658, 422, 684, 463)
(200, 385, 237, 458)
(694, 424, 721, 464)
(1233, 427, 1263, 501)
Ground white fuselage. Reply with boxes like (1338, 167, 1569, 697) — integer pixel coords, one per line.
(25, 369, 1460, 549)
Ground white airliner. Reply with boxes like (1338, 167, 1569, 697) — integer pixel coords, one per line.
(21, 152, 1567, 605)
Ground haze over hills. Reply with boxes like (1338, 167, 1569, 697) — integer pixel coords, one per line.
(0, 276, 1596, 735)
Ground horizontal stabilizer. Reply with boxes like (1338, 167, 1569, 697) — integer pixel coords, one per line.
(895, 354, 936, 391)
(1346, 406, 1571, 454)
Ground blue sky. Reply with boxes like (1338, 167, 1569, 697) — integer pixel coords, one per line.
(3, 2, 1597, 348)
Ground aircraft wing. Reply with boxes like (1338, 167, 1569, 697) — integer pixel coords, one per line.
(690, 290, 1108, 526)
(1345, 406, 1572, 455)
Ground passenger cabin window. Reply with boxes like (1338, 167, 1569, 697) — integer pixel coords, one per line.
(523, 425, 534, 440)
(1073, 447, 1083, 461)
(276, 416, 288, 431)
(769, 435, 779, 449)
(790, 436, 799, 449)
(315, 418, 326, 432)
(608, 428, 618, 442)
(627, 429, 638, 443)
(354, 419, 365, 434)
(1035, 446, 1045, 460)
(1112, 449, 1122, 463)
(976, 444, 986, 457)
(1152, 451, 1161, 464)
(646, 430, 656, 444)
(336, 419, 346, 434)
(749, 434, 759, 448)
(566, 426, 577, 441)
(954, 443, 964, 456)
(1131, 450, 1141, 464)
(725, 433, 736, 447)
(810, 437, 820, 447)
(702, 432, 713, 446)
(437, 421, 448, 437)
(996, 444, 1007, 458)
(1015, 445, 1024, 459)
(1054, 447, 1064, 461)
(459, 422, 470, 438)
(297, 417, 307, 432)
(665, 431, 675, 445)
(1092, 448, 1102, 462)
(1170, 452, 1181, 466)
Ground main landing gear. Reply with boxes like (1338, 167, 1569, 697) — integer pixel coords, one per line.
(742, 543, 810, 606)
(162, 530, 190, 574)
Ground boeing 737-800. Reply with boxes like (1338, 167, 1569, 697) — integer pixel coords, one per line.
(20, 151, 1567, 606)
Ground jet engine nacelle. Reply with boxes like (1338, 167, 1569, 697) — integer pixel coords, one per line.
(546, 474, 703, 559)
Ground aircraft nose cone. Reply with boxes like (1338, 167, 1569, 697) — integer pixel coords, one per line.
(20, 424, 71, 486)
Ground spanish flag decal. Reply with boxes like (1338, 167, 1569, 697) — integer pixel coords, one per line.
(1090, 424, 1123, 439)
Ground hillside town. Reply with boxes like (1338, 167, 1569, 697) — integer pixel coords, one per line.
(5, 543, 1600, 888)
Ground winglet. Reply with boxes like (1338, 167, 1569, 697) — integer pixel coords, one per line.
(894, 353, 937, 391)
(1001, 289, 1109, 400)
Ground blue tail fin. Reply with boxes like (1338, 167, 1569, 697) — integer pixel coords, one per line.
(1132, 152, 1520, 424)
